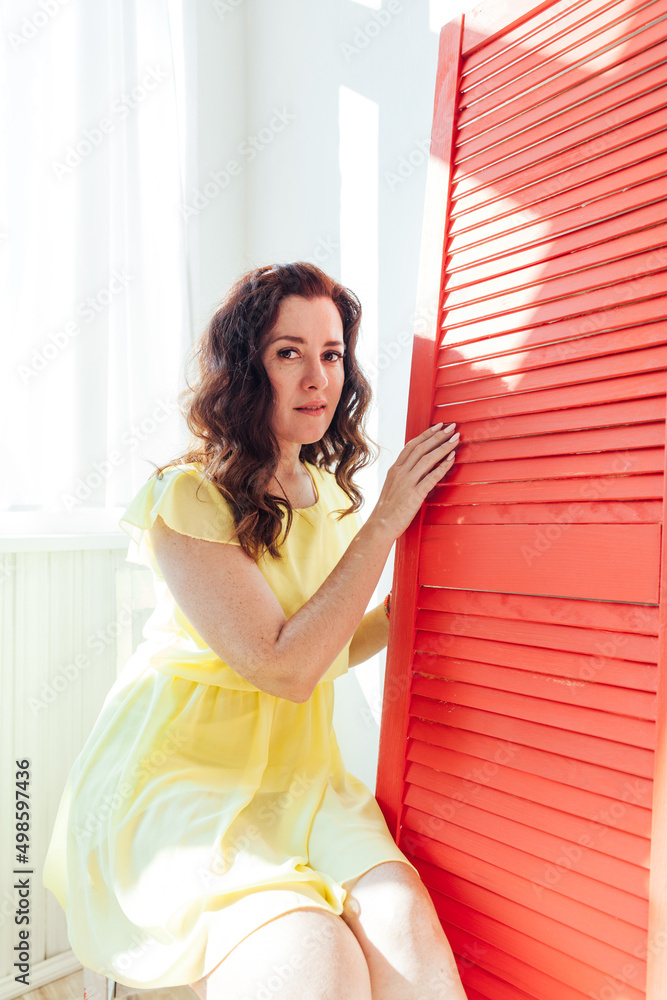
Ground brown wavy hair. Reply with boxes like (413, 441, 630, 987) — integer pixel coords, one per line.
(151, 261, 376, 560)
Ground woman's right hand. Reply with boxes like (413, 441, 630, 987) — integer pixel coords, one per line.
(369, 422, 460, 540)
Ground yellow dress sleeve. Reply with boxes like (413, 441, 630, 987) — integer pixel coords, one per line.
(119, 464, 241, 576)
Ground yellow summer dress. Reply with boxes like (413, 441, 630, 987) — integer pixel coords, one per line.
(42, 460, 416, 988)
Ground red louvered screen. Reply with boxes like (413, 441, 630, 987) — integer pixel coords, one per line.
(375, 2, 667, 998)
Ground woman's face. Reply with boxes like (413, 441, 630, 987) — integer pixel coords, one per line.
(260, 295, 346, 453)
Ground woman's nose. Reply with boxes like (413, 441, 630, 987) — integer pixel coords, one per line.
(303, 359, 328, 388)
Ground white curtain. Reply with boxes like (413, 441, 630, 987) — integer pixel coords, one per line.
(1, 0, 194, 528)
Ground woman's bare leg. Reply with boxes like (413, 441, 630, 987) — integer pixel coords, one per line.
(340, 862, 468, 999)
(190, 906, 372, 1000)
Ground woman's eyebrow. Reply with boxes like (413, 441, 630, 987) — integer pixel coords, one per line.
(271, 334, 345, 348)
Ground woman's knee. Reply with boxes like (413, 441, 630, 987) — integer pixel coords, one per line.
(192, 906, 372, 1000)
(342, 862, 446, 954)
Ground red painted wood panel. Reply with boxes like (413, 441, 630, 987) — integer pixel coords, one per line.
(407, 826, 649, 953)
(414, 632, 657, 690)
(460, 11, 667, 141)
(407, 718, 654, 822)
(426, 500, 663, 524)
(420, 523, 660, 602)
(451, 109, 667, 214)
(459, 18, 667, 133)
(402, 803, 649, 926)
(417, 586, 660, 633)
(418, 855, 645, 974)
(415, 609, 658, 662)
(406, 747, 651, 850)
(376, 2, 667, 997)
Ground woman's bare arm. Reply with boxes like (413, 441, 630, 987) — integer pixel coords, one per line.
(348, 603, 389, 668)
(148, 422, 458, 702)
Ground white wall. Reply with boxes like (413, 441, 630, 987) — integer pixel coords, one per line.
(183, 0, 477, 791)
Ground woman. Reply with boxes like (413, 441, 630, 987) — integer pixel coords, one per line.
(42, 262, 464, 999)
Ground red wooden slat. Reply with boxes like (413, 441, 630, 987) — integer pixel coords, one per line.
(459, 16, 667, 138)
(461, 0, 651, 81)
(434, 372, 667, 419)
(412, 650, 656, 718)
(452, 107, 667, 213)
(406, 758, 649, 865)
(442, 280, 667, 349)
(442, 424, 665, 464)
(425, 500, 663, 524)
(406, 742, 651, 846)
(414, 630, 657, 691)
(439, 911, 646, 1000)
(420, 523, 661, 603)
(406, 832, 648, 954)
(417, 586, 661, 635)
(451, 158, 667, 275)
(455, 65, 667, 173)
(459, 6, 667, 141)
(428, 473, 664, 506)
(446, 255, 667, 340)
(411, 675, 656, 748)
(431, 884, 647, 998)
(452, 87, 667, 208)
(441, 298, 667, 356)
(415, 607, 658, 660)
(445, 242, 667, 319)
(449, 287, 666, 363)
(438, 329, 667, 385)
(455, 134, 667, 248)
(405, 781, 650, 896)
(402, 804, 649, 926)
(410, 696, 655, 776)
(417, 857, 645, 988)
(444, 223, 667, 311)
(440, 335, 667, 398)
(407, 719, 654, 828)
(449, 395, 666, 439)
(436, 449, 663, 483)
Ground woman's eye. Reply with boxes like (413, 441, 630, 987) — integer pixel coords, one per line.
(276, 349, 344, 361)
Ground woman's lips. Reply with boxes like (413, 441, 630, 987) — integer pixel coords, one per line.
(295, 404, 326, 414)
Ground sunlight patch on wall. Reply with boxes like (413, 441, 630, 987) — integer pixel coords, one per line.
(338, 85, 379, 448)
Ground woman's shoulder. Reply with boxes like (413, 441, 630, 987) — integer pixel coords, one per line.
(119, 461, 241, 550)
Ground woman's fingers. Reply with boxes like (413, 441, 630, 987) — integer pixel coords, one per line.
(411, 431, 460, 487)
(398, 423, 457, 475)
(371, 421, 460, 539)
